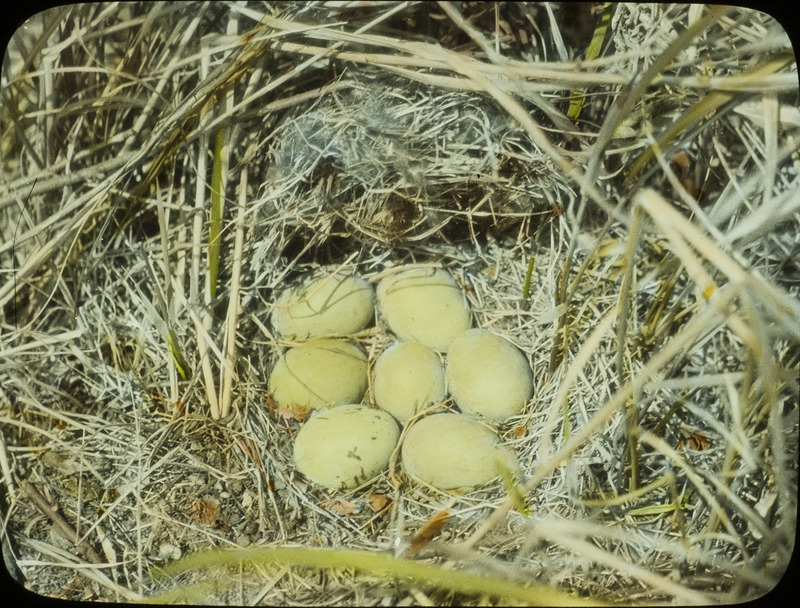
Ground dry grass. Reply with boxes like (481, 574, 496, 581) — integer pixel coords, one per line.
(1, 2, 798, 605)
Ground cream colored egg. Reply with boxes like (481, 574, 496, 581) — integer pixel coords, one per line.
(293, 404, 400, 490)
(376, 267, 471, 352)
(372, 342, 446, 423)
(401, 413, 518, 490)
(446, 329, 533, 422)
(273, 273, 374, 339)
(268, 339, 368, 411)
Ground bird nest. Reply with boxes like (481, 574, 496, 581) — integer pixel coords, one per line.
(1, 2, 798, 605)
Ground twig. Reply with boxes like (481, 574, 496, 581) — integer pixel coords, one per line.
(22, 480, 104, 565)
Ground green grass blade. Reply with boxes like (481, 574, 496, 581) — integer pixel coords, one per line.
(166, 328, 191, 380)
(148, 546, 607, 606)
(567, 3, 615, 121)
(522, 253, 536, 299)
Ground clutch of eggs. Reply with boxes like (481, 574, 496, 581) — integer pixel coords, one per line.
(268, 266, 533, 492)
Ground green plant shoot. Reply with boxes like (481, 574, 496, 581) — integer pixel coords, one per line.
(145, 546, 603, 606)
(522, 253, 536, 299)
(568, 3, 616, 121)
(166, 328, 191, 380)
(628, 491, 693, 518)
(500, 463, 532, 517)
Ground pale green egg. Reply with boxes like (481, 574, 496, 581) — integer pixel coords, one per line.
(273, 273, 374, 339)
(268, 339, 368, 411)
(372, 341, 446, 423)
(401, 413, 518, 490)
(293, 404, 400, 490)
(377, 267, 471, 352)
(446, 329, 533, 421)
